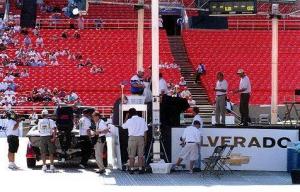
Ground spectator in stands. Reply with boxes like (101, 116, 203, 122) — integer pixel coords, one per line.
(130, 70, 145, 95)
(58, 89, 66, 100)
(4, 73, 15, 82)
(10, 96, 17, 106)
(95, 18, 103, 30)
(179, 77, 187, 87)
(32, 26, 39, 36)
(180, 87, 191, 98)
(23, 35, 32, 48)
(90, 65, 103, 74)
(61, 30, 68, 39)
(214, 72, 228, 126)
(75, 52, 83, 61)
(3, 102, 12, 111)
(159, 73, 168, 95)
(78, 15, 84, 30)
(85, 58, 92, 67)
(187, 96, 196, 107)
(20, 69, 29, 78)
(234, 69, 251, 126)
(36, 35, 44, 48)
(194, 63, 206, 84)
(73, 30, 81, 39)
(159, 15, 163, 28)
(30, 87, 42, 102)
(67, 91, 79, 102)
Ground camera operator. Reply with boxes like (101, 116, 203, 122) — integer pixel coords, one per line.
(6, 111, 21, 170)
(78, 109, 92, 168)
(92, 111, 109, 175)
(122, 108, 148, 174)
(174, 120, 201, 174)
(38, 110, 57, 172)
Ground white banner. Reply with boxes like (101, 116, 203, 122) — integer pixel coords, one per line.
(172, 127, 299, 171)
(0, 119, 23, 137)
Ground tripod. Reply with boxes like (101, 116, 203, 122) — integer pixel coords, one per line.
(146, 136, 169, 164)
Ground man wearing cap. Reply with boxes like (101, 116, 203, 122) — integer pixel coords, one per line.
(130, 70, 145, 95)
(175, 120, 201, 173)
(38, 110, 57, 172)
(192, 107, 203, 128)
(92, 111, 109, 174)
(235, 69, 251, 126)
(122, 108, 148, 174)
(214, 72, 228, 125)
(79, 109, 92, 168)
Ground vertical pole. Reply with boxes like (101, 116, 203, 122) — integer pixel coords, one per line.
(151, 0, 161, 162)
(137, 0, 144, 72)
(271, 16, 278, 124)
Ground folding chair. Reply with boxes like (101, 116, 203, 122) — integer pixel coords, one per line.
(201, 145, 227, 178)
(217, 145, 235, 173)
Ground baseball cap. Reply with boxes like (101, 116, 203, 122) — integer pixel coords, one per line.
(41, 109, 48, 115)
(237, 69, 244, 74)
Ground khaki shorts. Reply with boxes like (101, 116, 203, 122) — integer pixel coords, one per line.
(128, 136, 144, 158)
(179, 143, 199, 161)
(40, 136, 56, 154)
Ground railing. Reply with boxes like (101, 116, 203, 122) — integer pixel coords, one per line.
(11, 105, 113, 117)
(36, 18, 152, 29)
(228, 19, 300, 30)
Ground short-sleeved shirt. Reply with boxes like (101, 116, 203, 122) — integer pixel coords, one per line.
(79, 116, 91, 136)
(182, 126, 201, 143)
(239, 76, 251, 93)
(6, 119, 19, 136)
(122, 115, 148, 136)
(130, 75, 144, 94)
(38, 118, 56, 136)
(215, 80, 228, 96)
(96, 119, 107, 137)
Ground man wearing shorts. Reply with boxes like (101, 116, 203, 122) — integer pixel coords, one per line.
(122, 108, 148, 174)
(175, 120, 201, 173)
(38, 110, 57, 172)
(6, 112, 21, 169)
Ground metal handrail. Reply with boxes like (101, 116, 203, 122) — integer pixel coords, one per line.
(228, 19, 300, 30)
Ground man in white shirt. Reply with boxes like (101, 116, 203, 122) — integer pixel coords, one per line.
(214, 72, 228, 125)
(235, 69, 251, 126)
(175, 120, 201, 173)
(192, 107, 203, 128)
(159, 73, 168, 95)
(36, 35, 44, 48)
(92, 111, 109, 174)
(79, 109, 92, 168)
(38, 110, 57, 172)
(6, 111, 21, 169)
(122, 108, 148, 174)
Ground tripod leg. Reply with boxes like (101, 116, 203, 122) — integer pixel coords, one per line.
(146, 139, 153, 164)
(160, 140, 169, 163)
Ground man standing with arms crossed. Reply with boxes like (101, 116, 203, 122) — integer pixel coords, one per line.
(79, 109, 92, 168)
(214, 72, 228, 126)
(38, 109, 57, 172)
(122, 108, 148, 174)
(234, 69, 251, 126)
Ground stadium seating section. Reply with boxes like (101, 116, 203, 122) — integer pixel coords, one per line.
(183, 30, 300, 105)
(9, 29, 180, 106)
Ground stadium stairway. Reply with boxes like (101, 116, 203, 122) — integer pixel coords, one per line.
(168, 36, 214, 124)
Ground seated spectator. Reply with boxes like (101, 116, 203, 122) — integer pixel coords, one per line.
(180, 87, 191, 98)
(73, 30, 80, 39)
(3, 102, 12, 111)
(4, 73, 15, 82)
(67, 91, 78, 102)
(52, 87, 59, 96)
(0, 52, 9, 59)
(30, 86, 42, 102)
(20, 69, 29, 77)
(32, 26, 39, 36)
(85, 58, 92, 67)
(23, 35, 32, 47)
(4, 87, 15, 96)
(95, 18, 103, 30)
(179, 77, 187, 87)
(7, 62, 17, 70)
(58, 89, 66, 100)
(61, 30, 68, 39)
(10, 96, 17, 106)
(187, 96, 196, 107)
(90, 65, 103, 74)
(35, 35, 44, 48)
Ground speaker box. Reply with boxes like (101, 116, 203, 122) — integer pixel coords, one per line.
(291, 169, 300, 184)
(20, 0, 37, 28)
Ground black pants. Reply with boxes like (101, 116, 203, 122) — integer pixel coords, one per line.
(240, 93, 250, 125)
(195, 72, 201, 83)
(80, 136, 92, 166)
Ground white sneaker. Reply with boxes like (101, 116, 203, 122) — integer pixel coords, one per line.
(42, 165, 47, 172)
(12, 163, 19, 169)
(8, 162, 16, 170)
